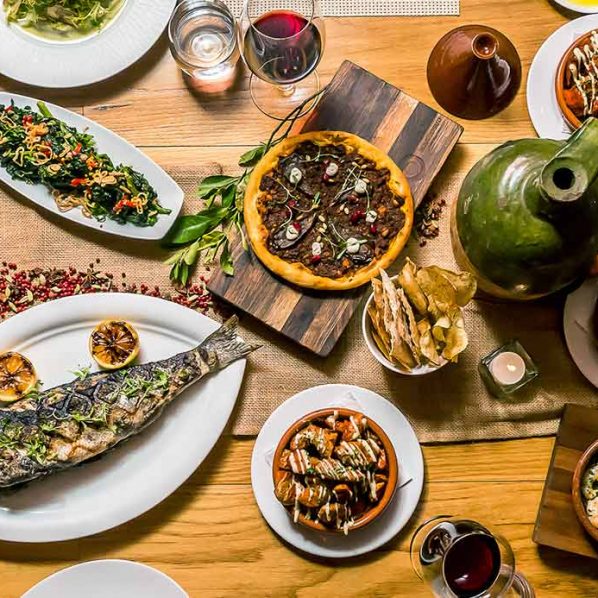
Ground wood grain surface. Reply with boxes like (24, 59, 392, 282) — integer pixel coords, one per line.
(533, 404, 598, 559)
(1, 0, 598, 596)
(208, 61, 462, 356)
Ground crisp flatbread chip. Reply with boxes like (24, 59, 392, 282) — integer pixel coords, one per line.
(398, 258, 428, 315)
(427, 266, 477, 307)
(417, 319, 442, 365)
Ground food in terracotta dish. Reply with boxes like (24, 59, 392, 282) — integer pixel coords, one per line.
(244, 131, 414, 290)
(273, 409, 397, 534)
(582, 462, 598, 528)
(367, 259, 476, 371)
(560, 30, 598, 126)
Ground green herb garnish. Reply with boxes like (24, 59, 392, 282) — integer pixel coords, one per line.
(164, 89, 325, 285)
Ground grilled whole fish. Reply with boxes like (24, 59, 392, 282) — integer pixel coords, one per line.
(0, 316, 257, 488)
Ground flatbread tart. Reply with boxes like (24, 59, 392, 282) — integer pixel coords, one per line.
(244, 131, 414, 290)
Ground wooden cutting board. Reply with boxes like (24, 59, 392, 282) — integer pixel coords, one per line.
(533, 403, 598, 559)
(208, 61, 463, 356)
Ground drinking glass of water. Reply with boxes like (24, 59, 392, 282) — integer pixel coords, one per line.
(169, 0, 240, 92)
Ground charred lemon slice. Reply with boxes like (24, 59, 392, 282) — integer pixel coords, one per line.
(0, 352, 37, 403)
(89, 320, 140, 370)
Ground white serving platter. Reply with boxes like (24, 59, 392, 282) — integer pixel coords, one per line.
(251, 384, 424, 558)
(0, 92, 183, 240)
(23, 560, 188, 598)
(0, 0, 176, 88)
(0, 293, 247, 542)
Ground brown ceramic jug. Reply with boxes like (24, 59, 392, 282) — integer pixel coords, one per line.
(427, 25, 521, 120)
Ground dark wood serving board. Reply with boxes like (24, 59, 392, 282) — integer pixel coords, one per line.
(533, 403, 598, 560)
(208, 61, 463, 356)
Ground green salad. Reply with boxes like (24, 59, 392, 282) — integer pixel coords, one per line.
(0, 101, 170, 226)
(3, 0, 124, 38)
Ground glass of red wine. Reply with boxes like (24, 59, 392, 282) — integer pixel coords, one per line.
(238, 0, 325, 119)
(410, 516, 535, 598)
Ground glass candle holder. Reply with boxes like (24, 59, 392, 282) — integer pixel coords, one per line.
(479, 340, 538, 399)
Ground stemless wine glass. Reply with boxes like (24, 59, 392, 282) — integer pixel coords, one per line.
(238, 0, 326, 120)
(410, 516, 535, 598)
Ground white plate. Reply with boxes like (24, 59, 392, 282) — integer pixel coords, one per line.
(0, 93, 183, 240)
(564, 278, 598, 387)
(0, 1, 176, 88)
(527, 14, 598, 140)
(251, 384, 424, 559)
(553, 0, 598, 13)
(23, 560, 188, 598)
(0, 293, 247, 542)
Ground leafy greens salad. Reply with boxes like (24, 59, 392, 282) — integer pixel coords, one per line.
(0, 101, 170, 226)
(3, 0, 124, 37)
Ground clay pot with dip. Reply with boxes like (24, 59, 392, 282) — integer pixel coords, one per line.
(427, 25, 521, 120)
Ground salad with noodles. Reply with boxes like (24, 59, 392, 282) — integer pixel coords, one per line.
(3, 0, 125, 38)
(0, 101, 170, 226)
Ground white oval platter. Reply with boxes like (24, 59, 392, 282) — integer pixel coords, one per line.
(0, 0, 176, 88)
(23, 560, 188, 598)
(0, 293, 247, 542)
(0, 92, 183, 240)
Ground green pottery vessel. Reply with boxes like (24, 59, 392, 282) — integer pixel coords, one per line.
(452, 118, 598, 300)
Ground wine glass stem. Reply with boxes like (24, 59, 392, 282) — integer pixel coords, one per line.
(278, 84, 296, 97)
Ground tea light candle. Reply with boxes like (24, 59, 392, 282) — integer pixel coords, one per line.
(489, 351, 526, 385)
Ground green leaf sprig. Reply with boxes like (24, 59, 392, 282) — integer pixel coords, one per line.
(164, 89, 325, 286)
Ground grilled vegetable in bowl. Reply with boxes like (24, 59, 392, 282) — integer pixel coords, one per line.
(89, 320, 140, 370)
(273, 408, 398, 534)
(0, 352, 37, 403)
(0, 100, 170, 226)
(3, 0, 126, 40)
(572, 439, 598, 542)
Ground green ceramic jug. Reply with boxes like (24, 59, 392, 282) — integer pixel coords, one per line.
(452, 118, 598, 300)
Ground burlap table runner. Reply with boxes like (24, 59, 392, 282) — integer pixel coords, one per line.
(1, 160, 596, 443)
(228, 0, 459, 17)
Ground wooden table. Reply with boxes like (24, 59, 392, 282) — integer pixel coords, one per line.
(1, 0, 598, 595)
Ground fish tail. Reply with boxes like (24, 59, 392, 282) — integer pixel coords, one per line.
(199, 315, 260, 370)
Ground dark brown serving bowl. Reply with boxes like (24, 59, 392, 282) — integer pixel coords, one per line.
(572, 438, 598, 543)
(272, 407, 398, 534)
(555, 31, 595, 131)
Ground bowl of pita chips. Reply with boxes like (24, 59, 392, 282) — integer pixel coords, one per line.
(362, 259, 477, 375)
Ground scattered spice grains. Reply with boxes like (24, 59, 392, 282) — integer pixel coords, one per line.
(414, 190, 446, 247)
(0, 262, 213, 320)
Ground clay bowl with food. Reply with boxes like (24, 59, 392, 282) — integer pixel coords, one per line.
(555, 30, 597, 131)
(572, 438, 598, 543)
(272, 408, 398, 534)
(362, 278, 448, 376)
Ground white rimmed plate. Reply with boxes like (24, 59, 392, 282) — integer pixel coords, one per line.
(553, 0, 598, 13)
(527, 14, 598, 140)
(0, 293, 247, 542)
(0, 1, 176, 88)
(23, 560, 187, 598)
(23, 560, 188, 598)
(251, 384, 424, 558)
(564, 278, 598, 387)
(0, 93, 183, 240)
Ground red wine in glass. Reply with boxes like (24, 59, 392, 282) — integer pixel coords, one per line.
(243, 10, 323, 85)
(443, 534, 502, 597)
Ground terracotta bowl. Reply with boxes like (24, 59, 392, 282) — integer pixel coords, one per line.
(272, 407, 398, 534)
(555, 30, 595, 131)
(571, 438, 598, 543)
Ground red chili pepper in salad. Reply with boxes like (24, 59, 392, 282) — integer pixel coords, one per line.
(4, 106, 13, 113)
(72, 143, 82, 156)
(70, 178, 87, 187)
(113, 196, 137, 214)
(22, 115, 33, 125)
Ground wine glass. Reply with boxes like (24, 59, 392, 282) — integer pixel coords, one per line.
(238, 0, 325, 120)
(409, 516, 535, 598)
